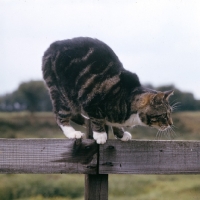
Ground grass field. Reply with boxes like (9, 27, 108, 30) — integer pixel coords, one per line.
(0, 111, 200, 200)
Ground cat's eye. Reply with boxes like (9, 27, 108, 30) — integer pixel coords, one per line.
(151, 114, 162, 118)
(161, 114, 167, 118)
(151, 118, 157, 122)
(150, 113, 167, 121)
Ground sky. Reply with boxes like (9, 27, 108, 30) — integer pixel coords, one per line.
(1, 0, 200, 99)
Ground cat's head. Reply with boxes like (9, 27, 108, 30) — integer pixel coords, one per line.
(137, 90, 174, 131)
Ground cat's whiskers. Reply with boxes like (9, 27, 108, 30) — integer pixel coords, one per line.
(156, 125, 176, 140)
(163, 126, 170, 139)
(156, 129, 162, 140)
(170, 99, 177, 105)
(171, 124, 178, 129)
(165, 127, 169, 139)
(156, 126, 166, 140)
(168, 127, 174, 139)
(166, 125, 176, 139)
(171, 102, 181, 112)
(170, 125, 177, 138)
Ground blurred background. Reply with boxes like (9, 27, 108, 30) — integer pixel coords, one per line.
(1, 0, 200, 200)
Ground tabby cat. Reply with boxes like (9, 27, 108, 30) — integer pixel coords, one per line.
(42, 37, 174, 144)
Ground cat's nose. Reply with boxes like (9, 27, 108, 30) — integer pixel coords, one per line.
(168, 118, 173, 126)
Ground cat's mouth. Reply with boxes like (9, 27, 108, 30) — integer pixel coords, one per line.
(151, 124, 170, 131)
(159, 126, 170, 131)
(156, 125, 176, 139)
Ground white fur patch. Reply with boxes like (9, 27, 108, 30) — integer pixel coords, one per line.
(93, 132, 107, 144)
(81, 113, 89, 119)
(121, 132, 132, 141)
(106, 113, 145, 127)
(60, 125, 84, 139)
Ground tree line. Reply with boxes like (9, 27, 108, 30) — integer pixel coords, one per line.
(0, 81, 52, 112)
(0, 80, 199, 112)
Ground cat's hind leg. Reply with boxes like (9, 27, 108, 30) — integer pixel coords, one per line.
(48, 85, 84, 139)
(112, 127, 132, 141)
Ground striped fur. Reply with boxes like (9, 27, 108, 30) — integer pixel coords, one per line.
(42, 37, 174, 144)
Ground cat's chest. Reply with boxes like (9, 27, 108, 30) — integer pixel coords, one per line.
(105, 113, 144, 127)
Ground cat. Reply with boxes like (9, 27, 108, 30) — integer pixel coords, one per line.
(42, 37, 174, 144)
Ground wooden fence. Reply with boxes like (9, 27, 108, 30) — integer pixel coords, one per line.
(1, 138, 200, 199)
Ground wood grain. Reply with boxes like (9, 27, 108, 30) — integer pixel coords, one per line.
(99, 140, 200, 174)
(85, 174, 108, 200)
(0, 139, 98, 174)
(1, 139, 200, 174)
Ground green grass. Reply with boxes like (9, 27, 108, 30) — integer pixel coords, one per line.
(0, 112, 63, 138)
(0, 111, 200, 200)
(0, 174, 200, 200)
(0, 174, 84, 200)
(109, 174, 200, 200)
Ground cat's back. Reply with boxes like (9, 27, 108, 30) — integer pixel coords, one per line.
(42, 37, 141, 118)
(42, 37, 124, 91)
(42, 37, 123, 71)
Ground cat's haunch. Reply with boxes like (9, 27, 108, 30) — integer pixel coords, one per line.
(42, 37, 174, 144)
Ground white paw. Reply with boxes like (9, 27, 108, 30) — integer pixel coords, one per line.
(93, 132, 107, 144)
(66, 131, 84, 139)
(60, 125, 84, 139)
(121, 131, 132, 141)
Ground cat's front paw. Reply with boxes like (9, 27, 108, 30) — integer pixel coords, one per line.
(67, 131, 84, 139)
(121, 131, 132, 141)
(60, 125, 84, 139)
(93, 132, 107, 144)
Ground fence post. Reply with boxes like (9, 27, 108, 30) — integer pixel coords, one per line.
(85, 174, 108, 200)
(84, 120, 108, 200)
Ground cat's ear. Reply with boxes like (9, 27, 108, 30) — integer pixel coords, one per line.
(139, 93, 154, 108)
(151, 92, 164, 105)
(164, 90, 174, 101)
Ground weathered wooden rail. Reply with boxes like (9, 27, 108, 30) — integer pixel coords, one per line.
(1, 138, 200, 199)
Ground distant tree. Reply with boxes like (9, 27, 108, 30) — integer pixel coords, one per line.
(153, 85, 200, 111)
(17, 80, 52, 112)
(0, 80, 52, 112)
